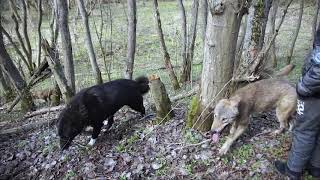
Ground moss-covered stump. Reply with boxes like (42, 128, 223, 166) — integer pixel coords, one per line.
(149, 74, 174, 123)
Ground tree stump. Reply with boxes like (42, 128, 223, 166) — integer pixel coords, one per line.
(149, 75, 174, 123)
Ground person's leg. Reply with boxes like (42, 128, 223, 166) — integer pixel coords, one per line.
(287, 97, 320, 172)
(275, 97, 320, 178)
(308, 130, 320, 177)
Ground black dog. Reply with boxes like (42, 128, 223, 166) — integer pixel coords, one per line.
(57, 76, 149, 150)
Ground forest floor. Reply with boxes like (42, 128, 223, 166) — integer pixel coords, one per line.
(0, 0, 319, 179)
(0, 98, 315, 180)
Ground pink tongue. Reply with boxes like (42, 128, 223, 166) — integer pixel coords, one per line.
(211, 133, 220, 143)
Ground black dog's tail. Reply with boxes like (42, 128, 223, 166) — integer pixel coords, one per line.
(135, 76, 150, 94)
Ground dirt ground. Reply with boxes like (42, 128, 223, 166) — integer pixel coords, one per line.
(0, 99, 305, 180)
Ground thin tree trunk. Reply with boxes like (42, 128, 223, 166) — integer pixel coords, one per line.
(311, 0, 319, 48)
(57, 0, 75, 94)
(0, 19, 34, 112)
(268, 0, 279, 68)
(77, 0, 103, 84)
(286, 0, 303, 64)
(200, 0, 207, 43)
(37, 0, 43, 67)
(21, 0, 33, 69)
(180, 0, 199, 83)
(177, 0, 187, 82)
(191, 0, 245, 131)
(152, 0, 180, 90)
(258, 0, 272, 49)
(124, 0, 137, 79)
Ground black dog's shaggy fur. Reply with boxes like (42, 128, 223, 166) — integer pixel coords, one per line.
(57, 76, 149, 150)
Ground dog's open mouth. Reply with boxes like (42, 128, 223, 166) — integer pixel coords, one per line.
(211, 132, 220, 143)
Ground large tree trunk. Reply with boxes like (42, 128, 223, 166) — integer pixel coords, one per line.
(21, 0, 33, 70)
(286, 0, 303, 64)
(177, 0, 187, 83)
(152, 0, 180, 90)
(233, 0, 266, 81)
(124, 0, 137, 80)
(41, 39, 73, 102)
(191, 0, 245, 131)
(311, 0, 320, 48)
(267, 0, 279, 68)
(200, 0, 208, 43)
(77, 0, 103, 84)
(57, 0, 75, 94)
(180, 0, 199, 84)
(0, 21, 34, 112)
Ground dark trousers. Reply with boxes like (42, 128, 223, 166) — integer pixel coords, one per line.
(287, 96, 320, 172)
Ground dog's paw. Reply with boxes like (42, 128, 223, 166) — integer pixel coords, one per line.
(218, 146, 229, 156)
(87, 138, 96, 146)
(272, 129, 284, 136)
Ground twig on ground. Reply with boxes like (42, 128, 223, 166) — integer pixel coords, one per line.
(173, 139, 211, 152)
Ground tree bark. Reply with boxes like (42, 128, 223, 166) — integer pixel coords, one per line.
(311, 0, 320, 48)
(124, 0, 137, 80)
(57, 0, 75, 94)
(200, 0, 208, 43)
(268, 0, 279, 68)
(286, 0, 303, 64)
(258, 0, 272, 50)
(0, 20, 34, 112)
(21, 0, 33, 70)
(41, 39, 73, 102)
(152, 0, 180, 90)
(177, 0, 187, 82)
(37, 0, 43, 67)
(0, 67, 15, 103)
(180, 0, 199, 84)
(149, 75, 174, 123)
(77, 0, 103, 84)
(191, 0, 245, 131)
(234, 0, 266, 80)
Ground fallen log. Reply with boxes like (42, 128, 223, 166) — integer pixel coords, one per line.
(170, 85, 199, 102)
(0, 118, 57, 136)
(24, 105, 65, 118)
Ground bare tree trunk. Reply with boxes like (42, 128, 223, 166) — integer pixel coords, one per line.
(200, 0, 207, 43)
(77, 0, 103, 84)
(180, 0, 199, 84)
(0, 67, 15, 102)
(190, 0, 245, 131)
(124, 0, 137, 79)
(152, 0, 180, 90)
(37, 0, 43, 67)
(177, 0, 187, 82)
(57, 0, 75, 94)
(42, 39, 73, 102)
(258, 0, 272, 49)
(311, 0, 319, 48)
(286, 0, 303, 64)
(21, 0, 33, 70)
(0, 21, 34, 112)
(234, 0, 266, 80)
(268, 0, 279, 68)
(236, 15, 248, 55)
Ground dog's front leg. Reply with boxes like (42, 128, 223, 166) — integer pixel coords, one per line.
(106, 115, 114, 130)
(219, 124, 247, 155)
(88, 122, 103, 146)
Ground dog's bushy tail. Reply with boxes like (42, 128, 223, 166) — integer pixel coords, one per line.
(276, 64, 295, 77)
(135, 76, 150, 94)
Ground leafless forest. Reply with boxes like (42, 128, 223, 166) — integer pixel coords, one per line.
(0, 0, 319, 179)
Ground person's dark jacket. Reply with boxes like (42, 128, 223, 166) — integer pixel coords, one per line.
(296, 47, 320, 97)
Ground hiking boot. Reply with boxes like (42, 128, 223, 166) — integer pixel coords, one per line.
(274, 160, 302, 180)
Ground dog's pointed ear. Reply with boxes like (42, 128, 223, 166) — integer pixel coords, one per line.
(230, 96, 241, 107)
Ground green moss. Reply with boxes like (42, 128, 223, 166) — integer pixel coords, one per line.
(186, 95, 200, 128)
